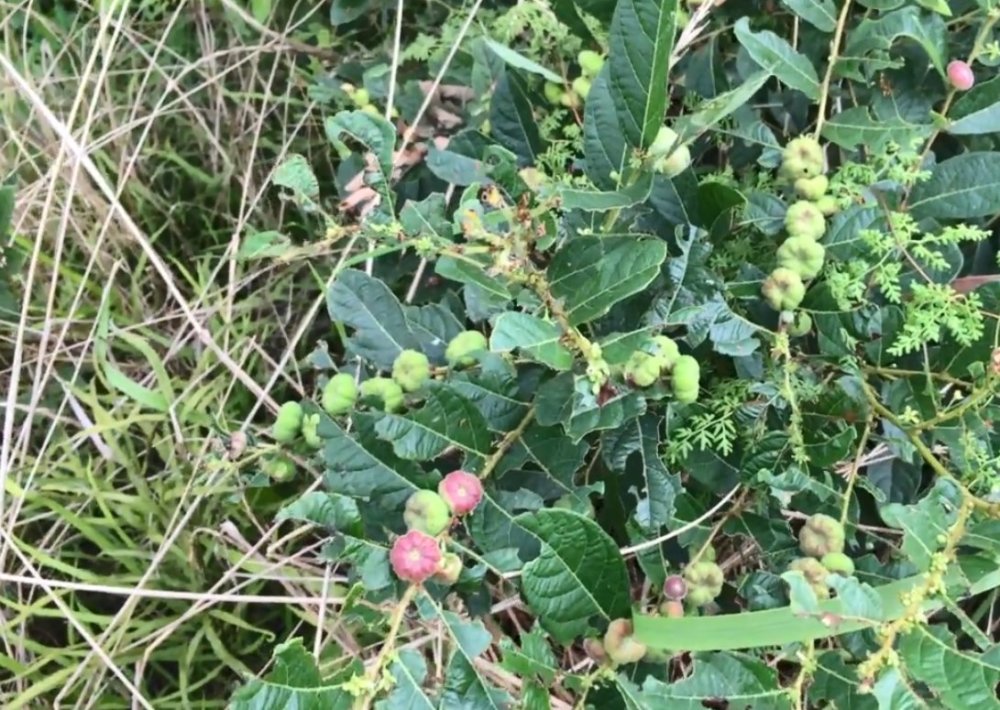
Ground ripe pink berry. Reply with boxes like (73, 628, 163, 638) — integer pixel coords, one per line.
(947, 60, 975, 91)
(389, 530, 442, 584)
(663, 574, 688, 601)
(438, 470, 484, 516)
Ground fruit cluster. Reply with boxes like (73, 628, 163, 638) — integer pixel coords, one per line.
(544, 49, 604, 110)
(762, 136, 839, 334)
(623, 335, 701, 404)
(264, 329, 486, 481)
(389, 470, 484, 585)
(788, 513, 854, 599)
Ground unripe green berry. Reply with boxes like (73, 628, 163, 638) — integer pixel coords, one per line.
(578, 50, 604, 78)
(683, 560, 724, 606)
(403, 490, 452, 536)
(789, 556, 831, 599)
(785, 200, 826, 240)
(360, 377, 405, 412)
(603, 619, 647, 665)
(273, 401, 304, 443)
(625, 351, 661, 388)
(572, 76, 592, 100)
(544, 82, 564, 105)
(787, 311, 813, 337)
(821, 551, 855, 576)
(652, 142, 692, 177)
(815, 195, 839, 216)
(671, 355, 700, 404)
(781, 136, 824, 178)
(794, 175, 829, 200)
(560, 90, 581, 109)
(302, 413, 323, 449)
(322, 373, 358, 416)
(432, 552, 463, 585)
(799, 513, 846, 557)
(648, 126, 680, 159)
(762, 268, 806, 311)
(649, 335, 680, 371)
(264, 455, 296, 482)
(445, 330, 488, 367)
(777, 236, 826, 280)
(392, 349, 431, 392)
(352, 88, 371, 107)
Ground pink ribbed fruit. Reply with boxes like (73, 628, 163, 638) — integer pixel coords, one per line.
(438, 470, 483, 516)
(947, 60, 975, 91)
(389, 530, 442, 584)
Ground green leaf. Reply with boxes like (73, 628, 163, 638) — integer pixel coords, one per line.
(0, 181, 14, 240)
(276, 491, 361, 535)
(535, 372, 646, 441)
(612, 414, 680, 531)
(553, 0, 616, 40)
(914, 0, 951, 15)
(427, 603, 511, 709)
(321, 414, 436, 510)
(230, 638, 353, 710)
(237, 230, 291, 260)
(638, 653, 790, 709)
(844, 8, 946, 78)
(426, 148, 489, 186)
(499, 624, 559, 684)
(400, 193, 451, 241)
(380, 650, 436, 710)
(100, 360, 169, 412)
(324, 534, 392, 591)
(908, 152, 1000, 220)
(811, 652, 878, 710)
(490, 312, 575, 370)
(445, 356, 528, 432)
(436, 256, 513, 307)
(483, 39, 562, 83)
(516, 509, 631, 643)
(375, 386, 492, 460)
(821, 106, 931, 151)
(870, 668, 926, 709)
(326, 110, 396, 179)
(779, 0, 836, 31)
(674, 71, 773, 143)
(607, 0, 679, 150)
(547, 235, 668, 326)
(559, 173, 654, 211)
(879, 479, 959, 572)
(490, 71, 546, 165)
(734, 18, 820, 100)
(583, 67, 629, 189)
(330, 0, 371, 25)
(273, 153, 319, 202)
(948, 77, 1000, 135)
(899, 626, 1000, 709)
(327, 269, 421, 370)
(507, 423, 590, 494)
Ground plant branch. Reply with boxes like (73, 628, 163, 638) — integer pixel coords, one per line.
(360, 584, 419, 708)
(479, 406, 536, 481)
(814, 0, 854, 137)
